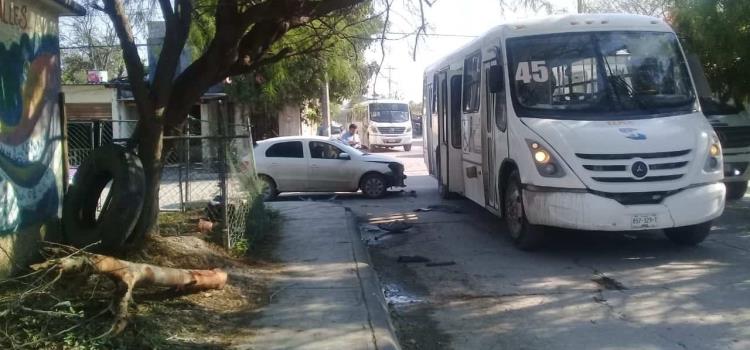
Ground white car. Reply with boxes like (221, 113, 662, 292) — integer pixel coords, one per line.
(253, 136, 407, 200)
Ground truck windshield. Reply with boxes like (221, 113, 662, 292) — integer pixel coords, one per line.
(369, 103, 410, 123)
(506, 31, 696, 120)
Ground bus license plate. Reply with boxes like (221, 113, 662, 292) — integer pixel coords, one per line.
(631, 214, 658, 228)
(384, 139, 400, 144)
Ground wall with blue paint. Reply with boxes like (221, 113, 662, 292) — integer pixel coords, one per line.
(0, 0, 70, 276)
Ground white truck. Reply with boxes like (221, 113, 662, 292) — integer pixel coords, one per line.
(350, 99, 413, 151)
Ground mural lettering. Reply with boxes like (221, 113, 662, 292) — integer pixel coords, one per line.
(0, 1, 28, 30)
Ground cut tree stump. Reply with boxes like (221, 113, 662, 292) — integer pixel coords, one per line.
(31, 252, 228, 337)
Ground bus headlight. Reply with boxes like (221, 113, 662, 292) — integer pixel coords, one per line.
(704, 134, 722, 172)
(370, 126, 379, 134)
(527, 140, 565, 178)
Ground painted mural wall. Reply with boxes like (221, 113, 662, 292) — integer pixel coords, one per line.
(0, 0, 64, 235)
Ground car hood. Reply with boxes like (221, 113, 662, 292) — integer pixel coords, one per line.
(522, 113, 712, 192)
(360, 153, 402, 164)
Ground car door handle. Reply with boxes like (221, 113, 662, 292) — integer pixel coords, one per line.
(310, 165, 320, 168)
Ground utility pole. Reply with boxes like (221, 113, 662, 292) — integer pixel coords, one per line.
(578, 0, 584, 13)
(321, 73, 331, 137)
(384, 66, 395, 99)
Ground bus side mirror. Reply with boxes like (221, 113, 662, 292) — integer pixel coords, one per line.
(488, 65, 504, 93)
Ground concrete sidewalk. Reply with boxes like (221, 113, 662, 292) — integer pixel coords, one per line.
(234, 202, 400, 350)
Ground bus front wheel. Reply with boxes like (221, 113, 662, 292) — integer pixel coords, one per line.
(664, 221, 712, 246)
(504, 170, 544, 251)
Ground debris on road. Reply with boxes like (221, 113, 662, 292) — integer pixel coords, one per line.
(397, 255, 431, 263)
(425, 261, 456, 267)
(378, 220, 414, 233)
(592, 274, 628, 291)
(415, 204, 464, 214)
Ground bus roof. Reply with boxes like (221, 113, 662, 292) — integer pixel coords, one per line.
(425, 13, 674, 75)
(354, 99, 409, 107)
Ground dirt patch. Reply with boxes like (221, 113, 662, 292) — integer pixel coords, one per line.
(0, 231, 278, 349)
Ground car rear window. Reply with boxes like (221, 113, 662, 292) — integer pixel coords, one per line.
(265, 141, 304, 158)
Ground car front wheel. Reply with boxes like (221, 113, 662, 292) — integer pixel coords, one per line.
(361, 173, 388, 198)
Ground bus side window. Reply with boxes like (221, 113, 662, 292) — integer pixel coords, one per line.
(450, 75, 463, 149)
(495, 66, 507, 132)
(463, 52, 482, 113)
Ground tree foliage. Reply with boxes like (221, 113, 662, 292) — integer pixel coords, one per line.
(223, 4, 382, 111)
(671, 0, 750, 105)
(60, 0, 154, 83)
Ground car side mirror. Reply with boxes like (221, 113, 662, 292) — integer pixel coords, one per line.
(338, 152, 351, 160)
(488, 65, 504, 93)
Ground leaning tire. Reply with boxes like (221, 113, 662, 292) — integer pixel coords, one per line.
(63, 144, 145, 252)
(361, 173, 388, 199)
(664, 221, 712, 246)
(725, 181, 748, 201)
(403, 144, 412, 152)
(503, 170, 544, 250)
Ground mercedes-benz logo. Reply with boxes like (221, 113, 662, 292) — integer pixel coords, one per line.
(631, 161, 649, 178)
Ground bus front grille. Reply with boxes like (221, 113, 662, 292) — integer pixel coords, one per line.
(577, 150, 691, 183)
(378, 127, 406, 134)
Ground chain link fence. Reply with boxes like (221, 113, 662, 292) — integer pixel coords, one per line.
(66, 116, 257, 250)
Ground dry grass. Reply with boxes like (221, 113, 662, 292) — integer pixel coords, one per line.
(0, 211, 278, 349)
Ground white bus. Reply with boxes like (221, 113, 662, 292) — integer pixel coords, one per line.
(423, 14, 726, 250)
(350, 99, 413, 151)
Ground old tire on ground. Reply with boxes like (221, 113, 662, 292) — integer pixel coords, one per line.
(63, 144, 145, 252)
(361, 173, 388, 198)
(503, 169, 545, 250)
(403, 144, 412, 152)
(259, 175, 278, 201)
(725, 181, 748, 201)
(664, 221, 712, 246)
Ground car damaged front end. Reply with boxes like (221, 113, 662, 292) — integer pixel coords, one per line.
(387, 162, 407, 187)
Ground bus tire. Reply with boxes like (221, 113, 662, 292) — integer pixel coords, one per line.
(725, 181, 748, 201)
(403, 144, 412, 152)
(503, 170, 544, 250)
(664, 221, 712, 246)
(62, 144, 145, 252)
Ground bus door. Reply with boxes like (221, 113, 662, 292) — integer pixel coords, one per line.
(461, 51, 485, 205)
(436, 71, 450, 194)
(447, 68, 465, 195)
(482, 43, 510, 211)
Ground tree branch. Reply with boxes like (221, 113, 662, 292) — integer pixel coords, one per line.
(100, 0, 152, 117)
(152, 0, 194, 107)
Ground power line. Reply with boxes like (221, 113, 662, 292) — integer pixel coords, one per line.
(59, 31, 479, 50)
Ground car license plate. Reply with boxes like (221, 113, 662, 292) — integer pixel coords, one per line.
(631, 214, 658, 228)
(384, 139, 400, 144)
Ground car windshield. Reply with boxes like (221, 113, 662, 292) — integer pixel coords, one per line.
(369, 103, 410, 123)
(506, 31, 696, 120)
(333, 139, 368, 155)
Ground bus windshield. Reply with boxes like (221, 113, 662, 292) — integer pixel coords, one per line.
(369, 103, 410, 123)
(506, 31, 696, 120)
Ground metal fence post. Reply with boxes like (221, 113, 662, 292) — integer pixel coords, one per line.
(217, 101, 230, 248)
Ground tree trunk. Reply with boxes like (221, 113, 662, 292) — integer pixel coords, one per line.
(129, 118, 165, 244)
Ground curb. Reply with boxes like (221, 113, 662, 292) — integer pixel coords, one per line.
(345, 207, 402, 350)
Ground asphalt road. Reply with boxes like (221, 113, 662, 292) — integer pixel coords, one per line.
(280, 138, 750, 350)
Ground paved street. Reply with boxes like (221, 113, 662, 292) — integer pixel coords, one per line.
(279, 138, 750, 350)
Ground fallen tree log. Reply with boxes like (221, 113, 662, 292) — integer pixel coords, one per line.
(30, 251, 228, 337)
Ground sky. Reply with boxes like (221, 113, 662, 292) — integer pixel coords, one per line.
(366, 0, 579, 103)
